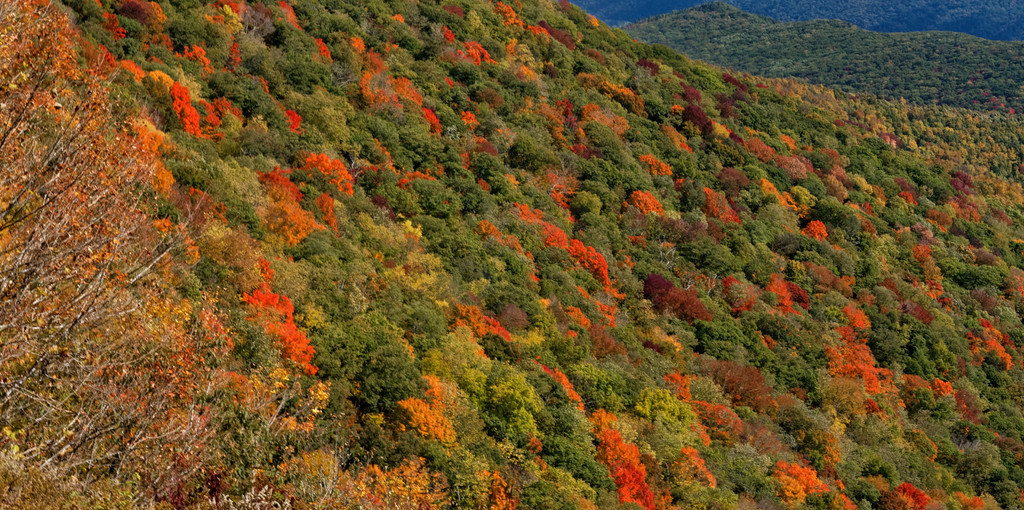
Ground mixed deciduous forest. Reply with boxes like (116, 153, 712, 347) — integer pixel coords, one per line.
(574, 0, 1024, 40)
(6, 0, 1024, 507)
(625, 2, 1024, 116)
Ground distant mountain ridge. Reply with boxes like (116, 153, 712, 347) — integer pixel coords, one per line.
(624, 2, 1024, 114)
(576, 0, 1024, 40)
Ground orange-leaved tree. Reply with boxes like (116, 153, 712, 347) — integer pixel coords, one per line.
(773, 460, 828, 506)
(626, 190, 665, 215)
(257, 167, 323, 246)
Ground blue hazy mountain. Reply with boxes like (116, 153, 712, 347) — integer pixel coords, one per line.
(577, 0, 1024, 40)
(624, 2, 1024, 113)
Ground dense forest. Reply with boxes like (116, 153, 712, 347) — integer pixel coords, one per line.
(9, 0, 1024, 507)
(573, 0, 1024, 40)
(624, 2, 1024, 116)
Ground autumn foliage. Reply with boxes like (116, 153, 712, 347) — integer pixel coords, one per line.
(452, 303, 512, 341)
(703, 186, 741, 224)
(537, 361, 584, 410)
(626, 190, 665, 215)
(645, 274, 714, 323)
(801, 220, 828, 240)
(773, 461, 828, 506)
(673, 447, 717, 488)
(0, 0, 224, 495)
(13, 0, 1024, 506)
(243, 261, 318, 375)
(639, 153, 672, 176)
(170, 82, 201, 136)
(258, 167, 324, 246)
(592, 412, 656, 510)
(723, 276, 760, 314)
(398, 376, 457, 445)
(300, 152, 355, 195)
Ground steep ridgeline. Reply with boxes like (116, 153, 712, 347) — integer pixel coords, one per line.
(625, 2, 1024, 115)
(575, 0, 1024, 40)
(7, 0, 1024, 507)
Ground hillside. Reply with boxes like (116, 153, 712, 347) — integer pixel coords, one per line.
(574, 0, 1024, 40)
(7, 0, 1024, 507)
(624, 2, 1024, 115)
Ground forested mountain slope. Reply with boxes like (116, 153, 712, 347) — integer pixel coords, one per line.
(574, 0, 1024, 40)
(625, 2, 1024, 116)
(7, 0, 1024, 507)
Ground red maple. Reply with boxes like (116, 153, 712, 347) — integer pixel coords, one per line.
(170, 82, 201, 136)
(243, 274, 318, 375)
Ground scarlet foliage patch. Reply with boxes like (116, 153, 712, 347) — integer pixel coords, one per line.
(744, 138, 776, 162)
(228, 41, 241, 69)
(842, 303, 871, 330)
(967, 319, 1014, 370)
(564, 306, 591, 329)
(285, 109, 303, 133)
(569, 239, 611, 288)
(593, 419, 656, 510)
(397, 397, 455, 444)
(243, 264, 317, 375)
(517, 203, 619, 291)
(542, 223, 569, 250)
(397, 376, 456, 445)
(477, 220, 527, 256)
(494, 1, 523, 27)
(827, 324, 893, 394)
(423, 107, 443, 134)
(259, 167, 303, 202)
(462, 41, 495, 66)
(956, 389, 984, 424)
(690, 400, 744, 443)
(170, 82, 201, 136)
(278, 0, 301, 29)
(180, 44, 212, 74)
(102, 12, 126, 40)
(119, 59, 145, 82)
(314, 38, 332, 62)
(664, 372, 694, 400)
(201, 97, 242, 138)
(954, 492, 985, 510)
(393, 76, 423, 106)
(537, 361, 584, 410)
(931, 378, 954, 396)
(300, 153, 354, 195)
(766, 273, 798, 315)
(893, 482, 930, 510)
